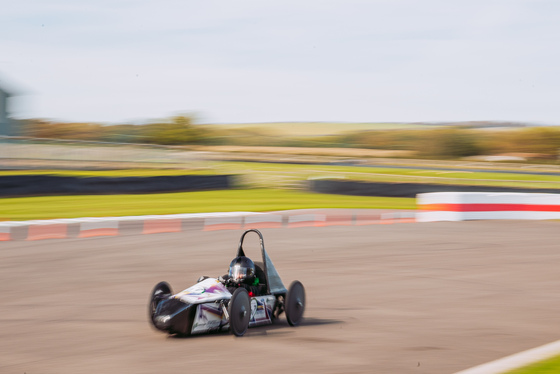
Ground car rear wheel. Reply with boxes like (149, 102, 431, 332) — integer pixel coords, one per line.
(285, 280, 305, 326)
(149, 281, 172, 330)
(228, 288, 251, 337)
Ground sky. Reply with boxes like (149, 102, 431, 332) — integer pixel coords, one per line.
(1, 0, 559, 125)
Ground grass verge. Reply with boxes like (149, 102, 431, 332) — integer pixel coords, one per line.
(1, 162, 560, 190)
(212, 161, 560, 188)
(506, 354, 560, 374)
(2, 160, 557, 221)
(0, 189, 415, 221)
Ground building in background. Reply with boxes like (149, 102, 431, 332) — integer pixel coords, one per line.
(0, 85, 14, 137)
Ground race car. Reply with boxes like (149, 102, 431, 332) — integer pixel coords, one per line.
(148, 229, 306, 337)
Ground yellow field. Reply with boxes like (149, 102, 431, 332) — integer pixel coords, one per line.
(204, 122, 427, 136)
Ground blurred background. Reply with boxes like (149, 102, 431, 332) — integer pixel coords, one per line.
(2, 3, 560, 374)
(2, 0, 560, 174)
(1, 0, 560, 219)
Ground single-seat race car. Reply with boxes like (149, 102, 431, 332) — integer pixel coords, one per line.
(148, 229, 306, 337)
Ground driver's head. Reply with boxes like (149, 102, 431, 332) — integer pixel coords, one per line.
(228, 256, 255, 284)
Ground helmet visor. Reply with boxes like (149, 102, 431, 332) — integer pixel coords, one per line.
(229, 265, 248, 282)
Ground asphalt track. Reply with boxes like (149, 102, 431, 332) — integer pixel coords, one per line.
(1, 221, 560, 374)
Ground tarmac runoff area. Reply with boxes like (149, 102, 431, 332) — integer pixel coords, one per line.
(1, 221, 560, 374)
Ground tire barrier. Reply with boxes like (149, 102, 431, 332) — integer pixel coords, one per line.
(0, 209, 416, 241)
(417, 192, 560, 222)
(308, 179, 560, 198)
(0, 175, 233, 197)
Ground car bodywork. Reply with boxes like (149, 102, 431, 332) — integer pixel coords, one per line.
(149, 229, 305, 337)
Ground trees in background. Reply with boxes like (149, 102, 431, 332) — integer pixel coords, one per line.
(21, 120, 104, 141)
(143, 116, 208, 145)
(16, 118, 560, 161)
(20, 115, 208, 145)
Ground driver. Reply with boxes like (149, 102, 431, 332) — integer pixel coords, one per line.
(220, 256, 264, 296)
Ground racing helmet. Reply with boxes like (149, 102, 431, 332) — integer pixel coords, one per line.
(228, 256, 255, 284)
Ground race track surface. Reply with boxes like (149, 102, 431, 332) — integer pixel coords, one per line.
(1, 221, 560, 374)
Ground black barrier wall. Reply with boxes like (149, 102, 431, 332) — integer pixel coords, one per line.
(308, 179, 560, 198)
(0, 175, 233, 197)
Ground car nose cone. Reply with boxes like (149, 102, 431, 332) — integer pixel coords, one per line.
(155, 315, 172, 329)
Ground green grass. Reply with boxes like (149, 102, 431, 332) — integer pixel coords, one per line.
(2, 160, 558, 221)
(0, 189, 415, 221)
(211, 162, 560, 190)
(506, 354, 560, 374)
(2, 163, 560, 190)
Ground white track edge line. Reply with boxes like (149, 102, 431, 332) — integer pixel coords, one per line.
(453, 339, 560, 374)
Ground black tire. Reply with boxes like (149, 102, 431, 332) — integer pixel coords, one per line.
(285, 280, 305, 326)
(228, 288, 251, 337)
(149, 281, 172, 330)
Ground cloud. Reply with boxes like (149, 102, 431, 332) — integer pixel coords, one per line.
(1, 0, 559, 123)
